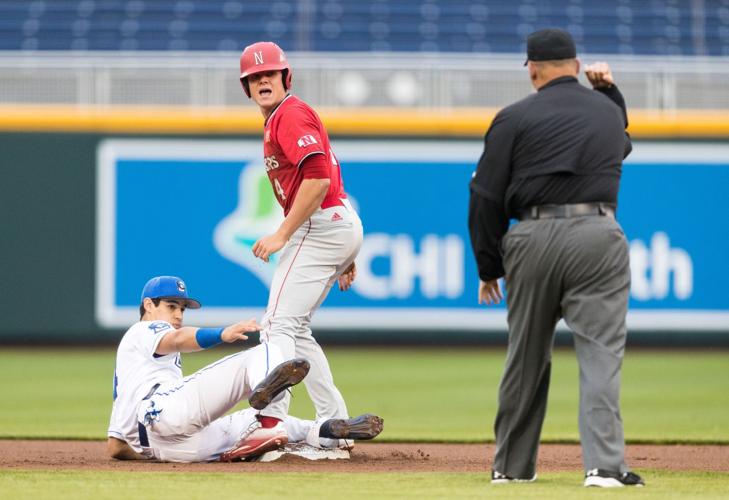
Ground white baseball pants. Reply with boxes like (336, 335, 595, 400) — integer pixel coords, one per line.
(139, 344, 313, 462)
(259, 200, 363, 427)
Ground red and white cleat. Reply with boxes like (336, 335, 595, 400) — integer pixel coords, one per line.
(220, 421, 288, 462)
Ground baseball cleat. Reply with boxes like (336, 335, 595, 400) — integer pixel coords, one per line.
(248, 358, 310, 410)
(220, 421, 288, 462)
(584, 469, 645, 487)
(319, 413, 384, 440)
(491, 470, 537, 484)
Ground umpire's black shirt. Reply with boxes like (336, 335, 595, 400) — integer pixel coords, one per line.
(468, 76, 631, 281)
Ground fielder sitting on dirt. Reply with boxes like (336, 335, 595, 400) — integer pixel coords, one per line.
(107, 275, 383, 463)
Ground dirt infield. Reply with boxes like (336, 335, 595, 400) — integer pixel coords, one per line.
(1, 441, 727, 473)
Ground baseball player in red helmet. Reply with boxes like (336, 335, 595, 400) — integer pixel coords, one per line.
(239, 41, 382, 449)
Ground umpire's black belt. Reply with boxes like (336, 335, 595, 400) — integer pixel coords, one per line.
(517, 202, 615, 221)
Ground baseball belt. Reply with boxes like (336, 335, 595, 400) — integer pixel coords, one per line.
(517, 202, 616, 221)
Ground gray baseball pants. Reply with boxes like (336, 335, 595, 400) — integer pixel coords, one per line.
(259, 200, 363, 426)
(492, 214, 630, 478)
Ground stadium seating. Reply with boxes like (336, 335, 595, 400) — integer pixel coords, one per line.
(0, 0, 727, 55)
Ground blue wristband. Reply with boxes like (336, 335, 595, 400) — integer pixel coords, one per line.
(196, 327, 224, 349)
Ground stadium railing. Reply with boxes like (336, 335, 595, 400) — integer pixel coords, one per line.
(1, 51, 729, 138)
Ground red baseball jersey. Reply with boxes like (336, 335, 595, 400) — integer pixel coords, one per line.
(263, 95, 346, 215)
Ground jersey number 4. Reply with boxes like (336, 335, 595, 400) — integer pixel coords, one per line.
(273, 177, 287, 201)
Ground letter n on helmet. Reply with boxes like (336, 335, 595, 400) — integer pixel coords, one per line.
(239, 41, 293, 98)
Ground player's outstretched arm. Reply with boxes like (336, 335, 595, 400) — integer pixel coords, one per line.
(220, 319, 261, 343)
(155, 319, 261, 355)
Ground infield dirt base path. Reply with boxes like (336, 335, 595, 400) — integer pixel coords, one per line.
(1, 441, 727, 473)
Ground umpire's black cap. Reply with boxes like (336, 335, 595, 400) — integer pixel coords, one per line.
(524, 28, 577, 65)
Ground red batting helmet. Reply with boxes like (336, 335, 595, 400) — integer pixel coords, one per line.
(239, 41, 292, 98)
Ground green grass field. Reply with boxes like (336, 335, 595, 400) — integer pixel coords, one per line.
(1, 347, 728, 498)
(1, 470, 728, 500)
(1, 347, 727, 442)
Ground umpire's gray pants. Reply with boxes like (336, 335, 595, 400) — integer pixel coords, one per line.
(492, 214, 630, 478)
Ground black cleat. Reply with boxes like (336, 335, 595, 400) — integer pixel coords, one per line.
(491, 470, 537, 484)
(319, 413, 384, 440)
(248, 358, 310, 410)
(584, 469, 645, 487)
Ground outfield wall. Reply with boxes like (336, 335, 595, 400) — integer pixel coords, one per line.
(1, 108, 728, 345)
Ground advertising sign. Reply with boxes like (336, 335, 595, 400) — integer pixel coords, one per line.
(97, 140, 729, 331)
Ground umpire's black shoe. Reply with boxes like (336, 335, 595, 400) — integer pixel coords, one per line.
(491, 470, 537, 484)
(248, 358, 310, 410)
(319, 414, 384, 440)
(584, 469, 645, 487)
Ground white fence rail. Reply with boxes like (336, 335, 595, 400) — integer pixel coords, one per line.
(1, 51, 729, 109)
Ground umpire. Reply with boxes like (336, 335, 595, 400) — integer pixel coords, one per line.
(468, 28, 644, 488)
